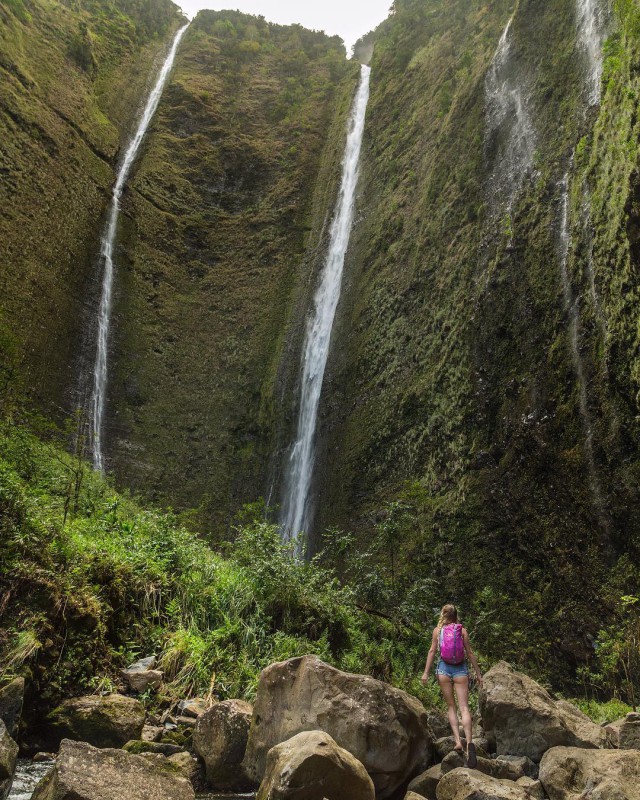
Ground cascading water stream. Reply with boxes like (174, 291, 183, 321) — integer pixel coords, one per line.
(485, 16, 535, 214)
(576, 0, 606, 105)
(88, 24, 189, 471)
(280, 64, 371, 548)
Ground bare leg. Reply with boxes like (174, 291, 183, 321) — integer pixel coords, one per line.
(438, 675, 462, 749)
(453, 676, 473, 751)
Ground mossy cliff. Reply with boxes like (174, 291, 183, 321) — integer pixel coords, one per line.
(0, 0, 185, 417)
(310, 0, 640, 682)
(106, 11, 355, 533)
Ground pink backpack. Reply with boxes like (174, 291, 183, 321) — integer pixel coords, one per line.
(439, 623, 465, 665)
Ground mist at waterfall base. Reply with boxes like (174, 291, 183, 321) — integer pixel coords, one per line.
(279, 64, 371, 550)
(86, 24, 189, 472)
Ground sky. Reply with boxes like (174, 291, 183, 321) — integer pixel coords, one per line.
(176, 0, 392, 53)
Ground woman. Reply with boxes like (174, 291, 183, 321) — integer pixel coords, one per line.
(421, 604, 483, 767)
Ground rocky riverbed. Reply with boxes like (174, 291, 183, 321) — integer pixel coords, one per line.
(1, 657, 639, 800)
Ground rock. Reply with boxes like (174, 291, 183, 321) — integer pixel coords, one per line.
(121, 657, 163, 693)
(539, 745, 640, 800)
(0, 719, 19, 800)
(436, 768, 531, 800)
(493, 755, 538, 781)
(603, 717, 624, 747)
(516, 777, 545, 800)
(30, 739, 194, 800)
(123, 740, 185, 756)
(167, 751, 206, 792)
(46, 694, 145, 749)
(176, 716, 196, 727)
(406, 793, 427, 800)
(427, 712, 452, 740)
(440, 750, 500, 779)
(479, 662, 605, 761)
(0, 678, 25, 738)
(256, 730, 375, 800)
(193, 699, 252, 790)
(619, 712, 640, 750)
(408, 763, 442, 800)
(244, 655, 433, 798)
(178, 698, 209, 718)
(142, 725, 164, 743)
(33, 753, 55, 763)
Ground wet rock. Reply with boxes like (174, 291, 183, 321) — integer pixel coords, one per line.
(436, 767, 531, 800)
(619, 712, 640, 750)
(193, 699, 253, 791)
(539, 745, 640, 799)
(244, 655, 433, 798)
(30, 738, 194, 800)
(0, 678, 24, 739)
(256, 730, 374, 800)
(123, 740, 184, 756)
(121, 657, 163, 693)
(46, 694, 145, 748)
(0, 719, 19, 800)
(408, 763, 442, 799)
(479, 662, 605, 761)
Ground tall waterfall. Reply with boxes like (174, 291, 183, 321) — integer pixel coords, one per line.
(280, 64, 371, 547)
(485, 16, 535, 212)
(576, 0, 606, 105)
(558, 173, 606, 522)
(88, 24, 189, 471)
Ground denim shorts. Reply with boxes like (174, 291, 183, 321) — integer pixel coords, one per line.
(436, 659, 469, 679)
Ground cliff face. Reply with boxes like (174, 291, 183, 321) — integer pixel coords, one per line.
(314, 0, 640, 677)
(105, 12, 355, 532)
(0, 0, 184, 417)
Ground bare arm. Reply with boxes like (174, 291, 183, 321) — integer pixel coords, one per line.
(421, 627, 439, 684)
(463, 628, 483, 687)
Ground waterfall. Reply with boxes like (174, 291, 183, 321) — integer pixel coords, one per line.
(280, 64, 371, 548)
(576, 0, 606, 105)
(485, 16, 536, 213)
(558, 173, 607, 522)
(88, 24, 189, 471)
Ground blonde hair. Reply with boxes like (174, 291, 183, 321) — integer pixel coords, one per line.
(437, 604, 458, 630)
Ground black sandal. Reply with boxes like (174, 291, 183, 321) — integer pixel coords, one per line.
(466, 742, 477, 769)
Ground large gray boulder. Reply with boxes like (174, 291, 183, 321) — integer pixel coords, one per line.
(256, 731, 374, 800)
(46, 694, 145, 748)
(243, 656, 433, 798)
(619, 712, 640, 750)
(436, 768, 531, 800)
(31, 739, 194, 800)
(0, 678, 24, 738)
(479, 662, 605, 761)
(193, 699, 253, 790)
(539, 745, 640, 800)
(0, 719, 19, 800)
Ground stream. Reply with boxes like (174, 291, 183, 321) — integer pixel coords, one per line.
(9, 759, 255, 800)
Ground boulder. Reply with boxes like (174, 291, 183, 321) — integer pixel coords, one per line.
(619, 712, 640, 750)
(30, 739, 194, 800)
(427, 712, 453, 740)
(0, 678, 24, 738)
(193, 699, 253, 790)
(256, 730, 374, 800)
(0, 719, 19, 800)
(167, 751, 206, 792)
(46, 694, 145, 748)
(436, 768, 531, 800)
(603, 717, 624, 747)
(434, 737, 490, 760)
(516, 777, 545, 800)
(408, 763, 442, 800)
(142, 724, 164, 743)
(244, 656, 433, 798)
(479, 662, 604, 761)
(539, 745, 640, 800)
(121, 657, 163, 693)
(178, 698, 208, 718)
(123, 740, 184, 756)
(406, 793, 427, 800)
(493, 755, 538, 781)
